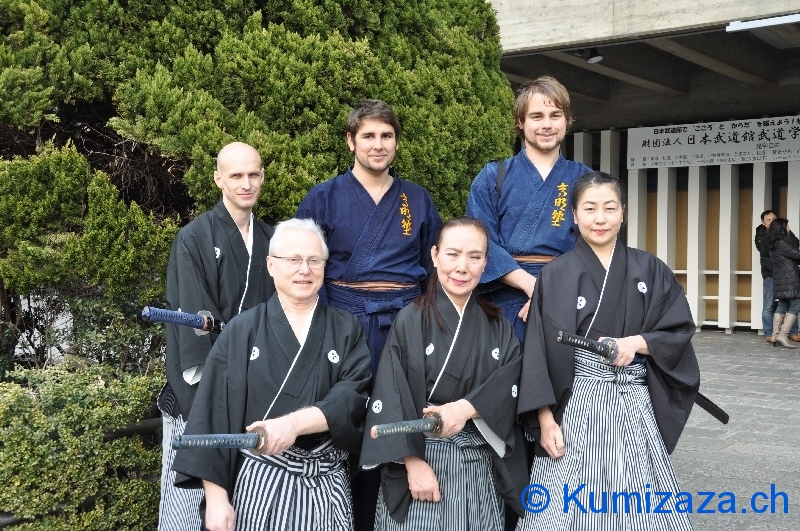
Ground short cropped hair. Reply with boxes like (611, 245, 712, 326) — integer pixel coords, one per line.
(270, 218, 329, 259)
(345, 99, 401, 140)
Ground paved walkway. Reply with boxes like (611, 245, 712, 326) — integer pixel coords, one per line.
(671, 329, 800, 530)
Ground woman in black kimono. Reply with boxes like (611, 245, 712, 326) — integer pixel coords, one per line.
(517, 172, 699, 530)
(360, 217, 528, 530)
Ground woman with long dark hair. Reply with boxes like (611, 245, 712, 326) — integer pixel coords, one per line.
(765, 217, 800, 348)
(360, 217, 527, 530)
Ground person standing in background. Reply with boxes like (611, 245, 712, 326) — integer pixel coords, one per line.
(755, 210, 799, 343)
(765, 217, 800, 349)
(159, 142, 276, 530)
(755, 210, 778, 342)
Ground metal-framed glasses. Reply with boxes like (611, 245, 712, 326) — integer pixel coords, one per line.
(270, 255, 326, 269)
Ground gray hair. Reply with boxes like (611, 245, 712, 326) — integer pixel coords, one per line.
(269, 218, 329, 259)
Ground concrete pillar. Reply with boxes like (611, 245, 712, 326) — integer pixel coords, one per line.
(656, 167, 677, 268)
(600, 130, 620, 178)
(718, 165, 739, 333)
(687, 166, 707, 328)
(627, 169, 647, 249)
(573, 132, 593, 167)
(788, 161, 800, 229)
(751, 163, 772, 332)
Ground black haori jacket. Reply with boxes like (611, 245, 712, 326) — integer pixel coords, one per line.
(517, 237, 700, 456)
(164, 201, 275, 418)
(360, 282, 528, 522)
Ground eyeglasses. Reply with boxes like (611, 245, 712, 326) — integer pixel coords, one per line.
(270, 256, 327, 269)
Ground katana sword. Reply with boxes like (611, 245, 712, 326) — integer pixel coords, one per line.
(370, 412, 443, 439)
(557, 330, 729, 424)
(172, 427, 267, 455)
(141, 306, 224, 335)
(557, 330, 618, 362)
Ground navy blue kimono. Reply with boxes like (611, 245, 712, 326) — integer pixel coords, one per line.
(296, 168, 442, 372)
(466, 152, 591, 338)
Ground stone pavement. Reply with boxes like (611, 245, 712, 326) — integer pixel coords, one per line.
(670, 329, 800, 530)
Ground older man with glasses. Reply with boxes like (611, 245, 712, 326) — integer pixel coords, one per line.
(173, 218, 372, 531)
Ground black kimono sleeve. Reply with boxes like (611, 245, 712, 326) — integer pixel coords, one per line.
(313, 307, 372, 456)
(165, 226, 223, 371)
(462, 316, 527, 518)
(633, 253, 700, 453)
(359, 306, 427, 468)
(464, 314, 522, 453)
(171, 312, 251, 495)
(517, 269, 560, 420)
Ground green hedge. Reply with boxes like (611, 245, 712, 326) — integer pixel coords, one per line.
(0, 364, 163, 530)
(1, 0, 515, 526)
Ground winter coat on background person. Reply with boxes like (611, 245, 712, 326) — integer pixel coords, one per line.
(771, 233, 800, 299)
(766, 218, 800, 349)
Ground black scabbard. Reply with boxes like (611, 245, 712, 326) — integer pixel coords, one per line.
(695, 392, 729, 424)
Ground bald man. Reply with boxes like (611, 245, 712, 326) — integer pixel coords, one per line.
(157, 142, 276, 530)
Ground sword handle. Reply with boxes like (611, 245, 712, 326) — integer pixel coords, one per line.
(172, 427, 266, 454)
(141, 306, 222, 333)
(556, 331, 619, 362)
(370, 412, 443, 439)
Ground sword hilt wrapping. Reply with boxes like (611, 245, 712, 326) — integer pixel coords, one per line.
(172, 427, 266, 455)
(142, 306, 207, 330)
(556, 331, 619, 362)
(370, 412, 443, 439)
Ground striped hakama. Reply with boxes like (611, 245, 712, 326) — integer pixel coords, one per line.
(517, 349, 693, 531)
(375, 427, 504, 531)
(232, 439, 352, 531)
(158, 387, 202, 531)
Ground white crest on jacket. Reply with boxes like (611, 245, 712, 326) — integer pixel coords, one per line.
(327, 350, 339, 364)
(214, 247, 221, 259)
(638, 281, 648, 294)
(491, 348, 500, 360)
(372, 400, 383, 413)
(425, 343, 434, 356)
(250, 347, 259, 360)
(577, 296, 586, 309)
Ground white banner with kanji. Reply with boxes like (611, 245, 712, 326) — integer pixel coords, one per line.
(627, 116, 800, 169)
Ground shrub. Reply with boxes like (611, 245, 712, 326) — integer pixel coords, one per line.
(0, 363, 163, 530)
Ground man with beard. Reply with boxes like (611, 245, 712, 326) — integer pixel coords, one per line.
(296, 99, 442, 531)
(467, 76, 592, 341)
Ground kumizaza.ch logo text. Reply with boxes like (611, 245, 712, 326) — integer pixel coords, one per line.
(521, 483, 789, 514)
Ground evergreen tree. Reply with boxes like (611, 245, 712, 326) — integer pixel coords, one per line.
(1, 0, 513, 367)
(1, 1, 513, 526)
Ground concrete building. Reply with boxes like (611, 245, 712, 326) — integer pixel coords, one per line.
(492, 1, 800, 333)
